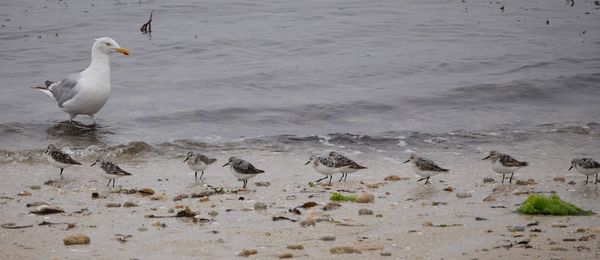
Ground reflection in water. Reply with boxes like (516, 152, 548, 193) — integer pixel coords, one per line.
(46, 121, 112, 147)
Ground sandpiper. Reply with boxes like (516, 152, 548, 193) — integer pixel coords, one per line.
(45, 144, 81, 176)
(569, 158, 600, 184)
(91, 157, 133, 187)
(183, 151, 217, 181)
(222, 157, 264, 189)
(305, 154, 338, 185)
(482, 151, 528, 183)
(328, 151, 367, 182)
(404, 154, 449, 184)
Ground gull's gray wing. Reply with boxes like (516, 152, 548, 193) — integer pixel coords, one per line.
(49, 73, 81, 107)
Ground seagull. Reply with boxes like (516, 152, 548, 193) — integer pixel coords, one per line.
(328, 151, 367, 182)
(45, 144, 81, 176)
(569, 158, 600, 184)
(482, 151, 528, 183)
(305, 154, 338, 185)
(183, 151, 217, 181)
(404, 154, 449, 184)
(222, 157, 264, 189)
(35, 37, 129, 125)
(91, 157, 132, 187)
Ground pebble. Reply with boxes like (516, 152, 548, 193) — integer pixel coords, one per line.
(255, 181, 271, 187)
(483, 195, 496, 202)
(30, 205, 64, 215)
(510, 226, 525, 232)
(91, 192, 100, 198)
(356, 193, 374, 203)
(123, 201, 138, 208)
(138, 188, 155, 196)
(320, 235, 336, 241)
(384, 175, 407, 181)
(238, 249, 257, 257)
(106, 203, 121, 208)
(208, 210, 218, 217)
(358, 208, 374, 215)
(287, 244, 304, 250)
(278, 253, 293, 258)
(63, 234, 90, 245)
(330, 246, 361, 254)
(254, 202, 267, 210)
(29, 185, 41, 190)
(456, 192, 472, 199)
(483, 177, 495, 183)
(381, 251, 392, 256)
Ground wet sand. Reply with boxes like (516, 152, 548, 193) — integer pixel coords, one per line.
(1, 141, 599, 259)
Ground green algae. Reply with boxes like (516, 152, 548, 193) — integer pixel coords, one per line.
(517, 193, 593, 216)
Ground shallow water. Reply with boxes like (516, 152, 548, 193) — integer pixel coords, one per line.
(0, 0, 599, 150)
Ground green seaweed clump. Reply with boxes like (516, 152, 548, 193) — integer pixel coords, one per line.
(330, 192, 357, 202)
(517, 193, 593, 216)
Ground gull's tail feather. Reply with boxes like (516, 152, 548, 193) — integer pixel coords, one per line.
(32, 80, 55, 98)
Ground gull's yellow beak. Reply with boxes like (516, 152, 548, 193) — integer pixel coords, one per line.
(115, 47, 129, 56)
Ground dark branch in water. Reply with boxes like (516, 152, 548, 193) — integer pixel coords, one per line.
(140, 10, 153, 33)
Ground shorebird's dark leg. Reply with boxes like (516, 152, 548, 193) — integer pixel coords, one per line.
(113, 179, 116, 188)
(501, 174, 505, 183)
(417, 177, 427, 182)
(242, 180, 247, 189)
(106, 179, 111, 187)
(194, 171, 197, 181)
(586, 176, 589, 185)
(344, 173, 348, 181)
(596, 173, 598, 184)
(338, 174, 345, 182)
(315, 176, 328, 183)
(424, 177, 430, 184)
(328, 175, 332, 185)
(60, 168, 64, 176)
(200, 171, 204, 180)
(509, 173, 514, 183)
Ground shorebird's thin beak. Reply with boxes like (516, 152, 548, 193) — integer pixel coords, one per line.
(568, 165, 573, 171)
(183, 157, 189, 163)
(222, 162, 230, 167)
(115, 47, 129, 56)
(403, 159, 410, 163)
(482, 155, 490, 160)
(304, 160, 310, 165)
(90, 162, 97, 167)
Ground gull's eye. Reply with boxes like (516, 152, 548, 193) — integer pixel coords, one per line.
(105, 42, 112, 46)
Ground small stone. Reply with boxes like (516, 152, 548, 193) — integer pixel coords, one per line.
(199, 196, 210, 203)
(380, 251, 392, 256)
(301, 201, 318, 208)
(483, 195, 496, 202)
(568, 181, 576, 185)
(149, 193, 167, 201)
(475, 217, 488, 221)
(443, 187, 454, 192)
(123, 201, 138, 208)
(254, 202, 267, 210)
(138, 188, 155, 196)
(483, 177, 495, 183)
(238, 249, 257, 257)
(286, 195, 297, 200)
(366, 183, 379, 189)
(30, 205, 64, 215)
(29, 185, 41, 190)
(63, 234, 90, 245)
(509, 226, 525, 232)
(67, 223, 76, 229)
(91, 192, 99, 198)
(255, 181, 271, 187)
(300, 218, 316, 227)
(287, 244, 304, 250)
(576, 228, 586, 233)
(358, 208, 374, 215)
(278, 253, 293, 258)
(384, 175, 407, 181)
(323, 202, 341, 211)
(26, 201, 48, 207)
(173, 194, 189, 201)
(208, 210, 218, 217)
(18, 191, 31, 196)
(320, 235, 336, 241)
(356, 193, 374, 203)
(376, 214, 383, 217)
(456, 192, 472, 199)
(329, 246, 361, 254)
(106, 203, 121, 208)
(515, 179, 536, 185)
(553, 176, 565, 182)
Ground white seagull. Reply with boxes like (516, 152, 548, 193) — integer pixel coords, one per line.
(35, 37, 129, 125)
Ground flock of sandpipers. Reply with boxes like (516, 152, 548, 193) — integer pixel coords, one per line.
(45, 144, 600, 188)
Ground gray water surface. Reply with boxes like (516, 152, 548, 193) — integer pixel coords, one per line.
(1, 0, 599, 150)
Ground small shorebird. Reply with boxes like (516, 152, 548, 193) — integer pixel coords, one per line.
(35, 37, 129, 125)
(91, 157, 132, 187)
(404, 154, 449, 184)
(222, 157, 264, 189)
(328, 151, 367, 182)
(569, 158, 600, 184)
(45, 144, 81, 176)
(305, 154, 338, 185)
(482, 151, 528, 183)
(183, 151, 217, 181)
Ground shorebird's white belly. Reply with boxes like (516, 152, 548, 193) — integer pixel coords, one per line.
(491, 161, 519, 174)
(99, 172, 125, 180)
(47, 156, 73, 169)
(412, 167, 441, 178)
(313, 163, 336, 175)
(188, 162, 209, 172)
(575, 166, 599, 176)
(230, 168, 258, 180)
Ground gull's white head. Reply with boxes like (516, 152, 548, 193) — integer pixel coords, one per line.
(93, 37, 129, 56)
